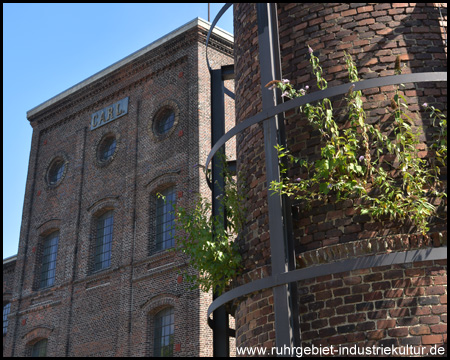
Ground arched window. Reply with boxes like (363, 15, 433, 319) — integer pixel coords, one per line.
(155, 187, 175, 252)
(39, 232, 59, 289)
(153, 307, 174, 357)
(31, 339, 48, 357)
(94, 210, 114, 271)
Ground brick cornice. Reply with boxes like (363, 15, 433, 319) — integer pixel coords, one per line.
(28, 20, 233, 125)
(297, 230, 447, 269)
(37, 55, 188, 136)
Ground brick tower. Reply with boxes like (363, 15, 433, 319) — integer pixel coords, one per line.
(232, 3, 446, 355)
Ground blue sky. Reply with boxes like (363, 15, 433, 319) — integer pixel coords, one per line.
(3, 3, 234, 259)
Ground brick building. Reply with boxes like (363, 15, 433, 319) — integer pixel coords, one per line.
(4, 4, 448, 357)
(3, 18, 234, 357)
(231, 3, 447, 355)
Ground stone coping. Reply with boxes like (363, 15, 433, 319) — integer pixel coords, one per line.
(297, 230, 447, 269)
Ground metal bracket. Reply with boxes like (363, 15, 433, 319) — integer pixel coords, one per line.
(208, 247, 448, 322)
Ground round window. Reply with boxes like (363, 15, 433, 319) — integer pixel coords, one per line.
(98, 135, 117, 163)
(149, 101, 180, 141)
(155, 109, 175, 135)
(47, 158, 66, 186)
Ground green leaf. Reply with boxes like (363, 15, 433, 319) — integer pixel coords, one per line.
(319, 182, 330, 194)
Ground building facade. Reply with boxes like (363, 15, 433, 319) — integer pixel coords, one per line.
(3, 18, 234, 357)
(4, 4, 448, 357)
(232, 2, 446, 356)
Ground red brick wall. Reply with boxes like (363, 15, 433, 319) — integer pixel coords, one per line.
(233, 3, 447, 354)
(3, 23, 234, 357)
(297, 258, 447, 353)
(279, 2, 447, 253)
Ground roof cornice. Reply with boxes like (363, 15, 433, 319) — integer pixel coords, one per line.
(27, 17, 233, 120)
(3, 254, 17, 265)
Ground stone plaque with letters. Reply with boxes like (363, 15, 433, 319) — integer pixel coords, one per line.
(90, 97, 129, 130)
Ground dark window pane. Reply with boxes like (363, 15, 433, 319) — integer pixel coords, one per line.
(31, 339, 48, 357)
(48, 160, 65, 185)
(94, 211, 114, 271)
(156, 111, 175, 135)
(40, 232, 59, 288)
(155, 188, 175, 251)
(99, 136, 116, 162)
(3, 303, 11, 335)
(154, 307, 174, 357)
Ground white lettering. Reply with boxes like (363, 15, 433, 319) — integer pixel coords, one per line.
(106, 106, 114, 121)
(90, 98, 128, 131)
(91, 114, 99, 128)
(116, 102, 124, 116)
(99, 111, 106, 125)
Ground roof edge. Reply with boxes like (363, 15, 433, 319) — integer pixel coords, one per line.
(3, 254, 17, 265)
(27, 17, 233, 120)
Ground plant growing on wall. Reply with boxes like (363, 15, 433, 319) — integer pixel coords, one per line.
(159, 157, 245, 294)
(268, 47, 447, 234)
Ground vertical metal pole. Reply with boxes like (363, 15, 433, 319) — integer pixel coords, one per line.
(211, 68, 229, 357)
(256, 3, 301, 352)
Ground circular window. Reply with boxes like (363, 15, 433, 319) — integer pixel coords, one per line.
(98, 134, 117, 163)
(149, 101, 180, 141)
(46, 157, 67, 187)
(155, 109, 175, 135)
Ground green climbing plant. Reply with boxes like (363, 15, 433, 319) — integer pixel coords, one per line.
(268, 47, 447, 234)
(159, 156, 245, 294)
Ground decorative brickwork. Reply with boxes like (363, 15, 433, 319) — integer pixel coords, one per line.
(297, 230, 447, 269)
(233, 3, 446, 355)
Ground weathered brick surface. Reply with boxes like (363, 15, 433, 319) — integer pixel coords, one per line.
(233, 3, 447, 355)
(298, 260, 447, 352)
(3, 21, 235, 357)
